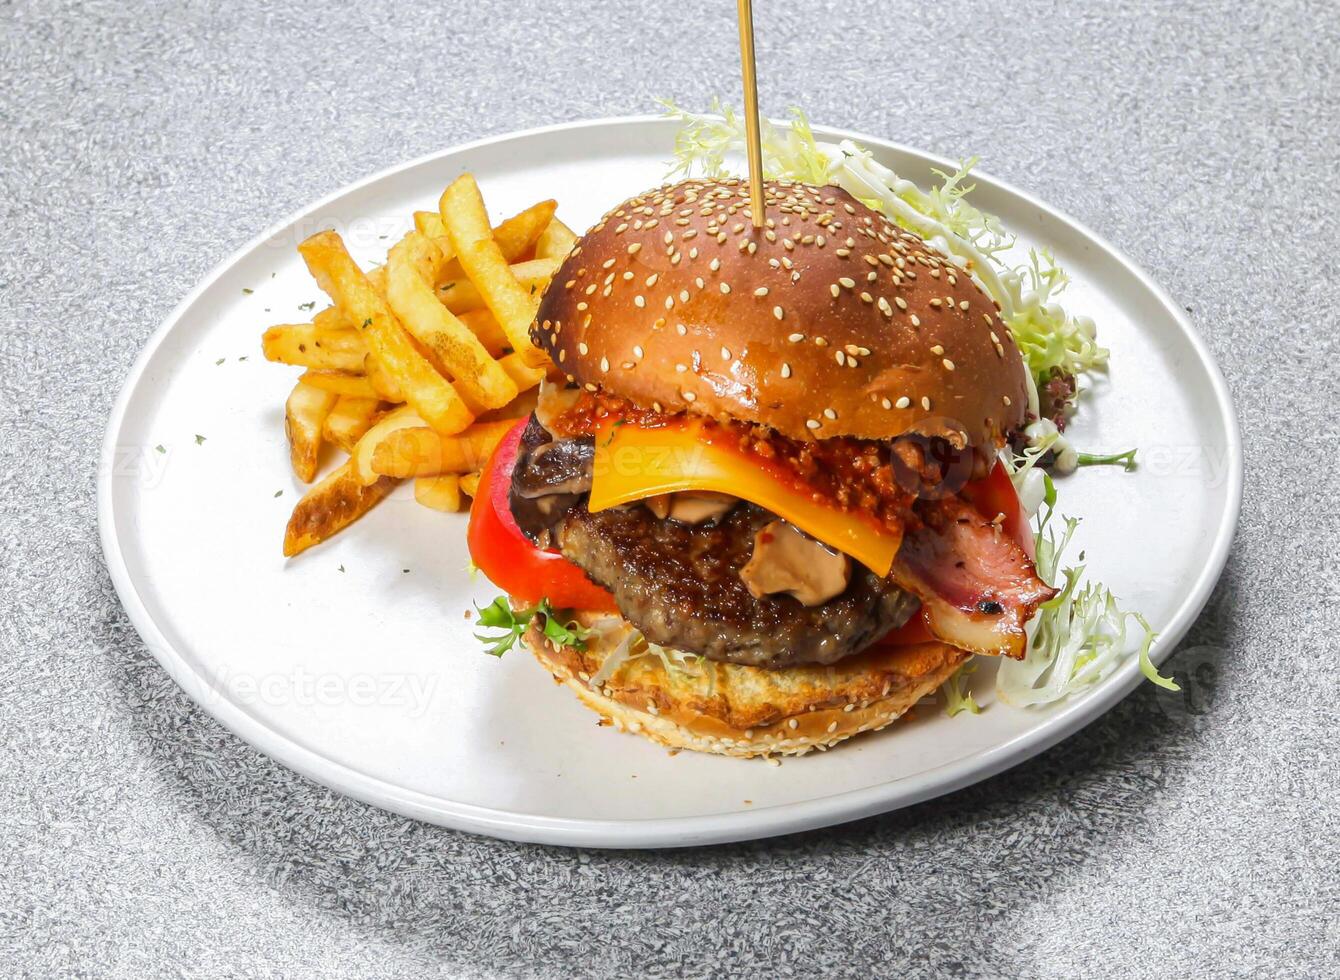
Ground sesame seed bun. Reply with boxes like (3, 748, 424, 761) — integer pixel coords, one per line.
(533, 177, 1028, 448)
(525, 613, 969, 759)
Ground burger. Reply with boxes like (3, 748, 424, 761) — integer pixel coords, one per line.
(467, 176, 1056, 758)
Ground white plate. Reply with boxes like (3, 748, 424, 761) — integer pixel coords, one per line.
(98, 117, 1241, 848)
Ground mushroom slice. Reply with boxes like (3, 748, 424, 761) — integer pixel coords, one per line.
(643, 491, 737, 525)
(740, 520, 852, 607)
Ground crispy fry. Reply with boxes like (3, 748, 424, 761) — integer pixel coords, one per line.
(370, 419, 515, 479)
(263, 323, 367, 371)
(459, 472, 482, 498)
(491, 199, 557, 260)
(351, 404, 423, 486)
(497, 351, 548, 391)
(456, 308, 509, 357)
(323, 396, 384, 453)
(285, 381, 338, 483)
(298, 230, 473, 435)
(435, 257, 559, 315)
(283, 458, 399, 557)
(478, 385, 538, 422)
(313, 306, 351, 331)
(414, 474, 465, 512)
(414, 210, 447, 240)
(362, 353, 404, 402)
(299, 370, 380, 399)
(439, 175, 548, 366)
(535, 217, 578, 260)
(385, 231, 518, 410)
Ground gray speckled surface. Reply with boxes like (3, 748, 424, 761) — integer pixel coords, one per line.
(2, 0, 1337, 976)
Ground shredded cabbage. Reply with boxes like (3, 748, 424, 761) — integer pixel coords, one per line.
(659, 101, 1109, 419)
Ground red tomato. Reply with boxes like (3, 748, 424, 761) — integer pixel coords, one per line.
(960, 458, 1035, 559)
(467, 420, 617, 611)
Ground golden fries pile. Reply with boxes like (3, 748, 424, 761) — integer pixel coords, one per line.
(262, 174, 577, 556)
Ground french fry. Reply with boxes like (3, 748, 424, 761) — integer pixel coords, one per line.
(313, 306, 351, 331)
(478, 386, 539, 422)
(298, 231, 473, 435)
(414, 210, 448, 240)
(439, 175, 547, 367)
(351, 404, 423, 486)
(363, 352, 404, 403)
(283, 458, 399, 557)
(456, 309, 509, 357)
(419, 199, 556, 263)
(459, 472, 482, 498)
(385, 231, 519, 410)
(414, 474, 464, 512)
(323, 396, 383, 453)
(490, 199, 557, 260)
(370, 419, 515, 479)
(498, 351, 548, 391)
(285, 382, 338, 483)
(263, 323, 367, 372)
(299, 370, 380, 399)
(435, 257, 559, 315)
(535, 217, 578, 260)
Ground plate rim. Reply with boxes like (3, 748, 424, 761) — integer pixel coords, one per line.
(97, 114, 1243, 848)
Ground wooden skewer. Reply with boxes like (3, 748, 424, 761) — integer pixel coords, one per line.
(736, 0, 766, 228)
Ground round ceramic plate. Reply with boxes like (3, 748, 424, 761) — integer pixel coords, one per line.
(99, 117, 1241, 848)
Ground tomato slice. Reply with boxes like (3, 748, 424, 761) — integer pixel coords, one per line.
(467, 419, 617, 611)
(960, 458, 1035, 559)
(873, 459, 1034, 650)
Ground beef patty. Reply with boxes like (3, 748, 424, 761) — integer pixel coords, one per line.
(508, 415, 916, 667)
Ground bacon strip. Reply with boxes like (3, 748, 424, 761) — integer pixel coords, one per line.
(891, 497, 1057, 659)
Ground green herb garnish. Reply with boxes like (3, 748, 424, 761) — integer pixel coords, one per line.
(1076, 448, 1138, 471)
(474, 596, 591, 658)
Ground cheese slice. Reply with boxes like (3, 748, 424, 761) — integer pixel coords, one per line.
(588, 420, 901, 575)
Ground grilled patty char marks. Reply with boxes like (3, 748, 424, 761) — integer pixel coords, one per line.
(556, 502, 917, 669)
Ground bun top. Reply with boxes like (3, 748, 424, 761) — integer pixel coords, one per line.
(532, 177, 1027, 447)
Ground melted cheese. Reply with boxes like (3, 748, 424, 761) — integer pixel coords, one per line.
(588, 420, 901, 575)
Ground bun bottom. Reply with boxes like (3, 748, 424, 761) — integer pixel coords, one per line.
(524, 611, 969, 759)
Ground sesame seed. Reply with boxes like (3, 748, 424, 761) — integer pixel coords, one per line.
(959, 300, 970, 311)
(881, 397, 892, 409)
(675, 363, 687, 373)
(814, 336, 828, 347)
(601, 258, 615, 269)
(683, 390, 697, 402)
(787, 332, 805, 343)
(719, 282, 731, 294)
(578, 342, 589, 355)
(878, 297, 892, 316)
(721, 346, 731, 360)
(676, 323, 687, 336)
(838, 277, 855, 289)
(645, 273, 659, 287)
(895, 396, 911, 409)
(929, 298, 942, 308)
(772, 306, 784, 320)
(788, 718, 799, 730)
(805, 419, 821, 430)
(754, 286, 769, 297)
(830, 284, 841, 298)
(633, 295, 645, 308)
(780, 362, 792, 378)
(633, 345, 644, 358)
(627, 243, 642, 255)
(860, 291, 873, 303)
(931, 344, 944, 355)
(910, 314, 921, 327)
(836, 350, 846, 366)
(823, 408, 837, 420)
(921, 396, 931, 410)
(680, 290, 690, 302)
(599, 357, 609, 372)
(943, 358, 956, 371)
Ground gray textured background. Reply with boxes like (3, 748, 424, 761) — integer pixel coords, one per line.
(2, 0, 1337, 976)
